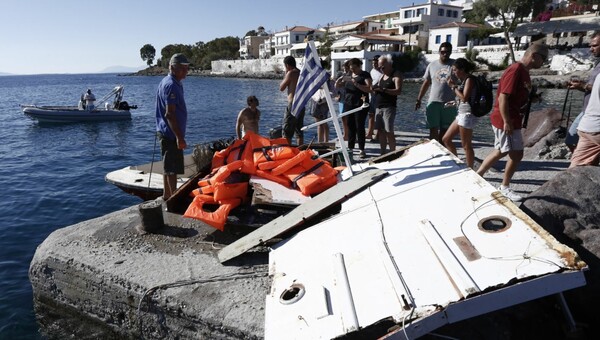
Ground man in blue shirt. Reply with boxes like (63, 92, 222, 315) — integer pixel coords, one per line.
(155, 53, 190, 200)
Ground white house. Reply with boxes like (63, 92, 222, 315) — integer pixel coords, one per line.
(330, 30, 405, 76)
(363, 10, 402, 30)
(327, 20, 385, 37)
(363, 1, 464, 52)
(428, 21, 483, 52)
(272, 26, 324, 58)
(239, 35, 271, 59)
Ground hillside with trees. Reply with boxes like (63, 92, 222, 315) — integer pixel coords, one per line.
(139, 36, 240, 71)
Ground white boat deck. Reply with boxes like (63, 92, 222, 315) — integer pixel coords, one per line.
(265, 140, 586, 339)
(105, 154, 197, 198)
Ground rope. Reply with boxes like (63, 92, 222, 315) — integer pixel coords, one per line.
(147, 133, 158, 196)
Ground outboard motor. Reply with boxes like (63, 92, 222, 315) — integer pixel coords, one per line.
(117, 101, 137, 110)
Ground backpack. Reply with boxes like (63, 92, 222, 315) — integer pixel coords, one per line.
(469, 75, 493, 117)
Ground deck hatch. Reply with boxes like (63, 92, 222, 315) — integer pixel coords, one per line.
(478, 216, 511, 233)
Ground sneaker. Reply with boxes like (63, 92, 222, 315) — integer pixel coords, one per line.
(499, 186, 522, 202)
(359, 150, 367, 158)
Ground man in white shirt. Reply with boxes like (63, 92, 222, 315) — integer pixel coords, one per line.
(83, 89, 96, 111)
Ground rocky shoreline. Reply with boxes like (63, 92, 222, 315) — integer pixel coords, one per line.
(127, 65, 585, 88)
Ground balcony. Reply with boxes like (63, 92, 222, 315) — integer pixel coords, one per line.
(392, 13, 430, 26)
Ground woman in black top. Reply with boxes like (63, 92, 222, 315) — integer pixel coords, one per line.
(336, 58, 372, 158)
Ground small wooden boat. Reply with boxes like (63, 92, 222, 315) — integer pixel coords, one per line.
(21, 85, 136, 123)
(105, 138, 233, 200)
(105, 154, 198, 201)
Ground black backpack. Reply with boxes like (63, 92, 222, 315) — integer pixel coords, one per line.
(469, 75, 494, 117)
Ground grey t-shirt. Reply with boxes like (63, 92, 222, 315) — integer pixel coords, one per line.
(578, 74, 600, 133)
(582, 61, 600, 112)
(423, 59, 455, 104)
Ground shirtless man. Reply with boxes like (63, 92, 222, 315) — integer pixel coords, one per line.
(279, 56, 304, 145)
(235, 95, 261, 139)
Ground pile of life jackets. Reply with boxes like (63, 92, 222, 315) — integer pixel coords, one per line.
(183, 131, 340, 231)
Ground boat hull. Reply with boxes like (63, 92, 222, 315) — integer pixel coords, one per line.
(105, 154, 197, 200)
(22, 106, 131, 123)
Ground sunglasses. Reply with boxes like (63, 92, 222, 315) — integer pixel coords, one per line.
(439, 50, 451, 54)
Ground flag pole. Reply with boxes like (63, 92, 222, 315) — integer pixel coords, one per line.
(307, 41, 354, 175)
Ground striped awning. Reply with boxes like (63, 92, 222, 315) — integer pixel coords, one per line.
(331, 39, 364, 49)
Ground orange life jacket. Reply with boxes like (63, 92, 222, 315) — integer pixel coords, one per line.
(183, 197, 242, 231)
(255, 169, 292, 188)
(198, 160, 244, 187)
(212, 137, 255, 174)
(274, 151, 338, 196)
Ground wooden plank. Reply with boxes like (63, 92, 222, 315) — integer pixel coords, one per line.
(218, 168, 388, 263)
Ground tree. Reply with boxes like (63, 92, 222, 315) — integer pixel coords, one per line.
(467, 0, 538, 63)
(140, 44, 156, 67)
(244, 30, 257, 37)
(317, 28, 334, 66)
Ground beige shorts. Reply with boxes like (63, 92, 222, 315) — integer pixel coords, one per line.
(492, 126, 524, 153)
(570, 131, 600, 167)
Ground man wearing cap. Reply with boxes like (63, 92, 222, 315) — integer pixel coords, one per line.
(155, 53, 190, 200)
(476, 43, 549, 202)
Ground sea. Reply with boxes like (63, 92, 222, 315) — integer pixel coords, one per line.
(0, 73, 575, 339)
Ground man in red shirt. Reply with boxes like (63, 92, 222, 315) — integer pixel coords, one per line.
(476, 43, 549, 202)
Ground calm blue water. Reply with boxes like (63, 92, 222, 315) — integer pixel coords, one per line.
(0, 73, 570, 339)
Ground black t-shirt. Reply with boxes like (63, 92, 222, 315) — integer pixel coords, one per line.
(343, 70, 371, 107)
(377, 71, 401, 108)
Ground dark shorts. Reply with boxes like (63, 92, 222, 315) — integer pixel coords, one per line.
(426, 102, 457, 130)
(159, 133, 184, 175)
(312, 102, 329, 120)
(283, 104, 305, 141)
(369, 95, 378, 115)
(375, 107, 396, 133)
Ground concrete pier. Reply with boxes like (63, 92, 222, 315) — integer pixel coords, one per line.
(29, 205, 271, 339)
(29, 129, 571, 339)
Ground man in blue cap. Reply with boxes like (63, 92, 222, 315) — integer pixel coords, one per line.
(155, 53, 190, 200)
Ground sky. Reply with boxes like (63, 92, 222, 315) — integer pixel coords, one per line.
(0, 0, 415, 75)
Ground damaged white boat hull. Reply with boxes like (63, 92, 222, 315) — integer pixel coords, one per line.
(105, 154, 197, 200)
(265, 141, 586, 339)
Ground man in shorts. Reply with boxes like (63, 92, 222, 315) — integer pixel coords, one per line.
(565, 31, 600, 152)
(569, 72, 600, 167)
(476, 43, 549, 202)
(280, 56, 304, 145)
(373, 54, 402, 155)
(155, 53, 190, 200)
(415, 42, 457, 143)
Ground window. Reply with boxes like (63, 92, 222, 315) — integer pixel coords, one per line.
(446, 34, 452, 42)
(435, 35, 441, 44)
(453, 11, 458, 18)
(417, 8, 427, 16)
(438, 8, 444, 16)
(447, 9, 452, 17)
(404, 10, 413, 18)
(295, 35, 300, 42)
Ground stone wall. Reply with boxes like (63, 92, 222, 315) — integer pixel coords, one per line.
(211, 47, 595, 77)
(211, 59, 284, 75)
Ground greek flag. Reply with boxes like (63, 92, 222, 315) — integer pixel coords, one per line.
(290, 43, 329, 118)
